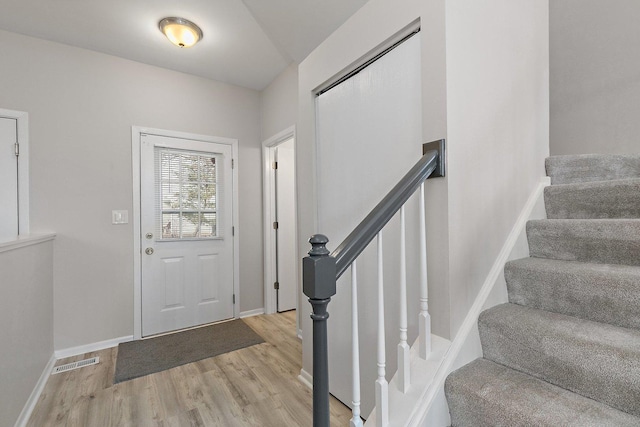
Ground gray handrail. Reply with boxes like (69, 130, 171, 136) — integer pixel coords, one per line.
(332, 148, 439, 279)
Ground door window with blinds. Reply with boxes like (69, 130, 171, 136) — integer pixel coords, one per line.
(156, 148, 221, 240)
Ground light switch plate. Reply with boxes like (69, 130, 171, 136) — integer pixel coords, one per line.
(112, 210, 129, 225)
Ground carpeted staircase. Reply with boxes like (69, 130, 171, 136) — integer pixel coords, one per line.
(444, 154, 640, 426)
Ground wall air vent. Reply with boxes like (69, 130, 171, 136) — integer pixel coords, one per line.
(51, 356, 99, 375)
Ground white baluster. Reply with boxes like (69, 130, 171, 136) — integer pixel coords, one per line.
(350, 261, 363, 427)
(419, 182, 432, 359)
(376, 232, 389, 427)
(397, 206, 410, 393)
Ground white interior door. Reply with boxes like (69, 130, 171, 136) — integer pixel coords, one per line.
(275, 138, 297, 312)
(0, 117, 18, 239)
(140, 133, 234, 337)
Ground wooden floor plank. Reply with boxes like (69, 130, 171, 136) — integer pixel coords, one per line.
(27, 311, 351, 426)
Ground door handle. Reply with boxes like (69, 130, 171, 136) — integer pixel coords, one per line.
(145, 247, 154, 255)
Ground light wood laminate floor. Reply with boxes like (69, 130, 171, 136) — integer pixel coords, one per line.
(27, 311, 352, 426)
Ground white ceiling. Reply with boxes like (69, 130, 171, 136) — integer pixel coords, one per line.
(0, 0, 369, 91)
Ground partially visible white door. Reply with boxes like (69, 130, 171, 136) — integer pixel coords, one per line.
(0, 117, 18, 239)
(275, 138, 297, 312)
(140, 134, 234, 337)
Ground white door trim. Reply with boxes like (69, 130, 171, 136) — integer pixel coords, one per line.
(262, 126, 298, 315)
(132, 126, 240, 340)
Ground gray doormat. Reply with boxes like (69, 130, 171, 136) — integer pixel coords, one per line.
(114, 319, 264, 383)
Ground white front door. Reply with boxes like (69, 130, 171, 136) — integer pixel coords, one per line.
(140, 133, 234, 337)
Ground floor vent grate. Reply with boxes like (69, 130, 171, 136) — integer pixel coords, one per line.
(52, 356, 100, 375)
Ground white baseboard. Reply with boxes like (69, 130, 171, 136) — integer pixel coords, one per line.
(409, 177, 550, 426)
(240, 308, 265, 318)
(298, 368, 313, 390)
(54, 335, 133, 359)
(14, 353, 56, 427)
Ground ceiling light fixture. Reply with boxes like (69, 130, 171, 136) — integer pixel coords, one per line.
(159, 17, 203, 48)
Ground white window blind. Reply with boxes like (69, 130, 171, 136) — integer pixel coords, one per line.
(154, 148, 220, 240)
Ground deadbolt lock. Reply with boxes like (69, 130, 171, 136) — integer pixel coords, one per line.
(145, 232, 153, 239)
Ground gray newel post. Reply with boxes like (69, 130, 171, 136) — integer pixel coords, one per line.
(303, 234, 336, 427)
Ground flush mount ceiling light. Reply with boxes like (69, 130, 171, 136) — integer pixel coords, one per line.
(159, 17, 203, 48)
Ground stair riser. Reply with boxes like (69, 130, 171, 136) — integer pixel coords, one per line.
(546, 155, 640, 185)
(479, 304, 640, 417)
(544, 180, 640, 219)
(505, 259, 640, 329)
(527, 219, 640, 265)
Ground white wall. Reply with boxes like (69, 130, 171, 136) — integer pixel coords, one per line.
(445, 0, 549, 334)
(261, 63, 299, 141)
(550, 0, 640, 155)
(0, 239, 54, 427)
(0, 29, 263, 350)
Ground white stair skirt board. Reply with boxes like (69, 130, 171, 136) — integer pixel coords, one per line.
(54, 335, 133, 359)
(14, 353, 56, 427)
(409, 177, 550, 426)
(364, 334, 451, 426)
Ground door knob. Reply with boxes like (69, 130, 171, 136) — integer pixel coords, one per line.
(145, 247, 154, 255)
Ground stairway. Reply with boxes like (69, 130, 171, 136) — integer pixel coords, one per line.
(444, 154, 640, 426)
